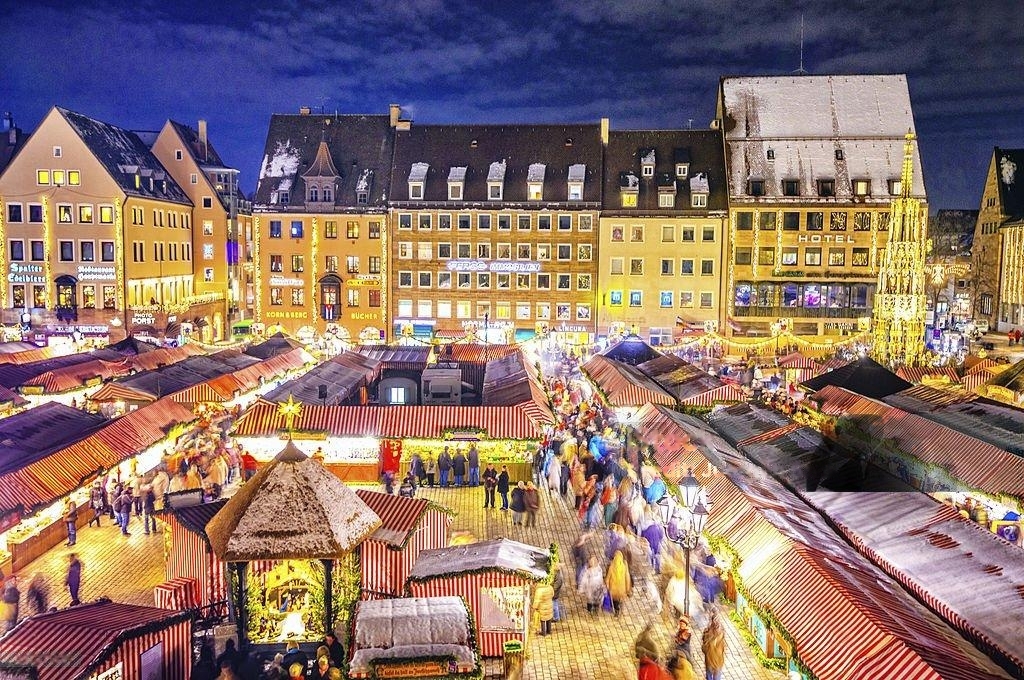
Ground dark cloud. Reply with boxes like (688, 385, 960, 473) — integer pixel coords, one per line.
(1, 0, 1021, 207)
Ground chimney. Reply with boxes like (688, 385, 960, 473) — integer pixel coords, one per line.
(1, 112, 11, 132)
(198, 119, 208, 161)
(600, 117, 610, 146)
(389, 104, 401, 128)
(299, 106, 311, 115)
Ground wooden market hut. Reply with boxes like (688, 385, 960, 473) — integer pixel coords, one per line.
(354, 490, 454, 599)
(205, 439, 382, 651)
(406, 538, 552, 658)
(348, 596, 480, 679)
(0, 600, 192, 680)
(161, 498, 229, 614)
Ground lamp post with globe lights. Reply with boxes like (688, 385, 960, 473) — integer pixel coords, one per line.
(657, 467, 710, 616)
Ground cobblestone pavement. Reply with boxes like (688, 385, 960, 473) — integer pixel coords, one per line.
(414, 482, 787, 680)
(17, 477, 786, 679)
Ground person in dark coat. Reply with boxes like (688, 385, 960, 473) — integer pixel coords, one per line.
(409, 454, 426, 486)
(452, 450, 467, 486)
(216, 639, 240, 673)
(324, 632, 345, 668)
(497, 466, 511, 510)
(64, 499, 78, 546)
(66, 553, 82, 606)
(437, 447, 452, 487)
(281, 641, 308, 675)
(510, 481, 527, 525)
(524, 482, 540, 527)
(88, 481, 105, 527)
(482, 464, 498, 508)
(467, 444, 480, 486)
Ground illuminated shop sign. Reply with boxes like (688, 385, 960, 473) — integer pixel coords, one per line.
(8, 262, 45, 284)
(268, 275, 305, 287)
(796, 235, 857, 243)
(445, 259, 542, 273)
(77, 265, 116, 281)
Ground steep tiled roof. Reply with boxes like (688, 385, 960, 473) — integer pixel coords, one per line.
(992, 147, 1024, 221)
(56, 107, 191, 205)
(254, 113, 393, 209)
(167, 119, 226, 167)
(391, 123, 603, 203)
(719, 75, 926, 200)
(603, 129, 727, 213)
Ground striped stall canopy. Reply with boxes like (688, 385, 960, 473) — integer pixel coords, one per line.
(168, 381, 232, 405)
(165, 500, 229, 611)
(446, 344, 519, 363)
(966, 358, 999, 375)
(0, 397, 196, 517)
(635, 404, 1014, 680)
(153, 577, 199, 610)
(814, 356, 852, 374)
(233, 400, 552, 440)
(679, 382, 745, 407)
(0, 601, 192, 680)
(581, 354, 676, 407)
(87, 381, 160, 404)
(963, 371, 994, 392)
(21, 358, 133, 394)
(776, 352, 821, 370)
(811, 384, 1024, 498)
(229, 347, 313, 392)
(0, 344, 68, 365)
(355, 490, 453, 599)
(896, 365, 962, 385)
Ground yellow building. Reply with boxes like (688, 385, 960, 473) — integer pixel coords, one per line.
(388, 121, 602, 345)
(599, 128, 728, 345)
(252, 108, 394, 344)
(971, 147, 1024, 332)
(717, 75, 927, 341)
(151, 119, 253, 339)
(0, 106, 210, 344)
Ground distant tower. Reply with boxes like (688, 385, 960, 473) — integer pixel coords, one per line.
(872, 133, 928, 367)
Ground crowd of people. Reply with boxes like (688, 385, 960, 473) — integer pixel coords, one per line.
(190, 634, 346, 680)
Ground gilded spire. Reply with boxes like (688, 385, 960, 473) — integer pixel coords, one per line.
(900, 131, 915, 200)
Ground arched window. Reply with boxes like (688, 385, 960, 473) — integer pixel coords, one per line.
(309, 185, 319, 202)
(323, 186, 332, 202)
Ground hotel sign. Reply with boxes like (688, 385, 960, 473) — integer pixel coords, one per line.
(797, 235, 857, 243)
(446, 259, 541, 273)
(8, 263, 45, 284)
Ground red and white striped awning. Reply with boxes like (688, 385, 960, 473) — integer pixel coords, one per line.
(679, 382, 745, 406)
(355, 489, 433, 547)
(88, 382, 159, 403)
(233, 399, 551, 440)
(582, 354, 676, 407)
(896, 365, 961, 384)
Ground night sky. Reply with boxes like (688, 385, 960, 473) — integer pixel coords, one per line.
(2, 0, 1022, 209)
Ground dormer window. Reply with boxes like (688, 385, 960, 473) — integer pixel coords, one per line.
(356, 169, 373, 205)
(356, 191, 368, 204)
(835, 149, 844, 161)
(767, 148, 775, 160)
(640, 148, 655, 177)
(887, 179, 902, 196)
(817, 179, 836, 197)
(674, 147, 691, 179)
(690, 173, 709, 208)
(408, 162, 429, 200)
(568, 164, 585, 201)
(675, 164, 689, 179)
(659, 193, 675, 208)
(619, 171, 639, 207)
(528, 163, 545, 201)
(448, 166, 466, 201)
(488, 160, 506, 201)
(276, 191, 289, 204)
(656, 173, 676, 208)
(747, 179, 765, 196)
(323, 186, 332, 202)
(782, 179, 800, 196)
(852, 179, 871, 197)
(309, 185, 319, 202)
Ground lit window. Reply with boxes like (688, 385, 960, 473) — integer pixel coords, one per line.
(852, 179, 871, 196)
(67, 170, 80, 185)
(36, 169, 50, 185)
(621, 192, 638, 207)
(290, 221, 304, 238)
(57, 204, 72, 223)
(99, 205, 114, 224)
(53, 170, 66, 186)
(269, 220, 282, 238)
(325, 220, 338, 238)
(629, 291, 643, 307)
(659, 193, 675, 208)
(888, 179, 902, 195)
(691, 193, 707, 208)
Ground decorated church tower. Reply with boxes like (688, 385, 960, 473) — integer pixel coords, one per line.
(872, 133, 928, 367)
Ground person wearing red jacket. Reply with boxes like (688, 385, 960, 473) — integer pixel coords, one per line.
(240, 451, 259, 481)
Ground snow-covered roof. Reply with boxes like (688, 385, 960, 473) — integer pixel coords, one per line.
(527, 163, 546, 182)
(640, 148, 656, 165)
(260, 139, 301, 179)
(568, 163, 586, 182)
(720, 75, 926, 199)
(408, 538, 550, 581)
(448, 166, 467, 183)
(619, 171, 640, 189)
(690, 172, 709, 194)
(487, 160, 506, 182)
(355, 168, 373, 192)
(353, 596, 471, 650)
(408, 162, 429, 182)
(206, 439, 381, 561)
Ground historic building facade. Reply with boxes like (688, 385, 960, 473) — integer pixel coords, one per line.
(598, 128, 728, 344)
(251, 108, 394, 344)
(717, 75, 927, 340)
(0, 107, 210, 344)
(971, 147, 1024, 333)
(388, 122, 603, 344)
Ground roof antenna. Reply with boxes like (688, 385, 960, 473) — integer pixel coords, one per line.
(687, 119, 693, 130)
(794, 15, 808, 75)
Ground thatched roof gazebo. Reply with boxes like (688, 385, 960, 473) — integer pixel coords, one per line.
(207, 437, 382, 650)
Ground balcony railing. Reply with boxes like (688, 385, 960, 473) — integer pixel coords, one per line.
(733, 305, 872, 319)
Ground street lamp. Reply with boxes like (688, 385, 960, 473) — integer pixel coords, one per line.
(658, 467, 710, 616)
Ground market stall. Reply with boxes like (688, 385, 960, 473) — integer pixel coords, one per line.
(406, 538, 553, 658)
(354, 490, 454, 599)
(348, 596, 481, 679)
(205, 438, 382, 651)
(0, 600, 192, 680)
(162, 499, 230, 613)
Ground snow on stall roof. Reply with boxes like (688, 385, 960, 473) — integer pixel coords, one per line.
(259, 140, 301, 179)
(350, 644, 475, 671)
(206, 440, 381, 561)
(354, 596, 470, 650)
(690, 172, 709, 193)
(408, 538, 550, 581)
(355, 168, 373, 192)
(527, 163, 546, 182)
(448, 166, 467, 183)
(487, 160, 507, 182)
(409, 162, 429, 182)
(568, 163, 586, 181)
